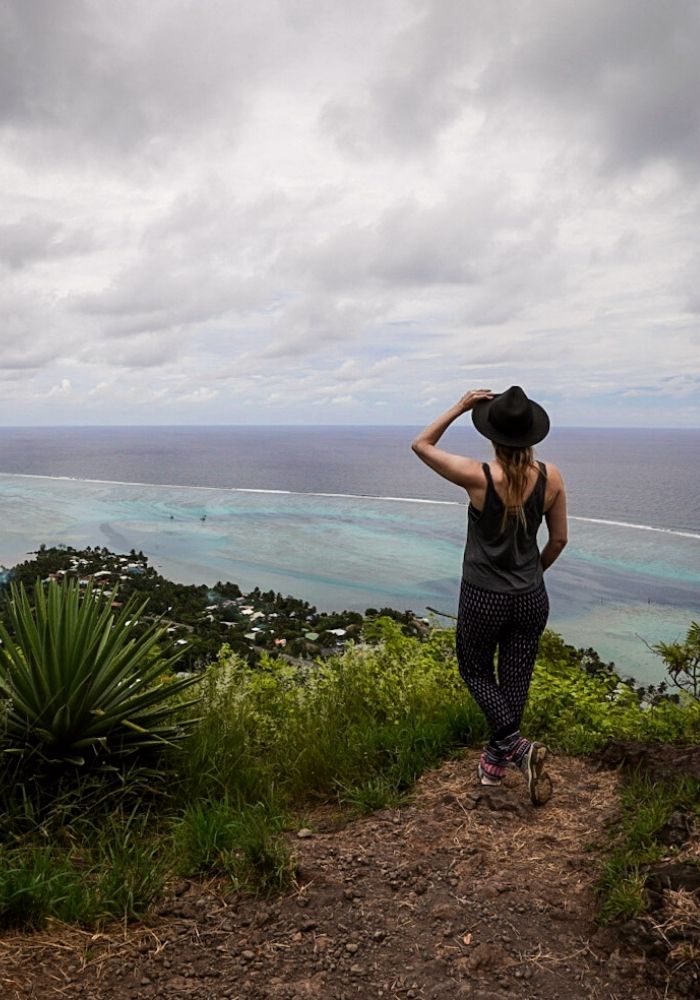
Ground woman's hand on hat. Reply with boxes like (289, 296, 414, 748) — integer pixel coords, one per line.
(456, 389, 494, 413)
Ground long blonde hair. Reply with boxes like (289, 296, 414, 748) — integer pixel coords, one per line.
(494, 444, 536, 529)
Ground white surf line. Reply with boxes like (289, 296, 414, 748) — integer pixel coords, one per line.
(235, 488, 456, 506)
(1, 472, 699, 539)
(0, 472, 458, 506)
(569, 516, 700, 540)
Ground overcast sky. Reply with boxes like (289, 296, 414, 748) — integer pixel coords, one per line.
(1, 0, 699, 427)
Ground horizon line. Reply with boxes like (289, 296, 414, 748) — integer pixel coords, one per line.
(0, 423, 698, 431)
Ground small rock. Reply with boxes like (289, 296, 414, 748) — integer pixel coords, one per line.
(658, 810, 693, 847)
(241, 950, 255, 961)
(345, 942, 359, 953)
(467, 942, 506, 972)
(297, 827, 313, 839)
(431, 902, 454, 921)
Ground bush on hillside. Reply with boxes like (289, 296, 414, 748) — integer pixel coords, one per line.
(651, 621, 700, 702)
(0, 578, 202, 770)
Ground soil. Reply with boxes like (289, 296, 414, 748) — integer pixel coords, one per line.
(1, 749, 698, 1000)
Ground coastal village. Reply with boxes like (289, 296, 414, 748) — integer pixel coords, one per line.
(1, 544, 429, 670)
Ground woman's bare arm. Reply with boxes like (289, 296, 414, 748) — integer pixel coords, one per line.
(411, 390, 493, 489)
(541, 465, 568, 570)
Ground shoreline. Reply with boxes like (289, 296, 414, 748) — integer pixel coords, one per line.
(4, 542, 693, 688)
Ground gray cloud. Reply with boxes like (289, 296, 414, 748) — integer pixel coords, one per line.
(0, 215, 94, 270)
(483, 0, 700, 176)
(0, 0, 284, 165)
(0, 344, 61, 370)
(319, 1, 486, 158)
(0, 0, 698, 426)
(320, 0, 700, 177)
(308, 177, 558, 281)
(88, 331, 190, 369)
(262, 295, 375, 360)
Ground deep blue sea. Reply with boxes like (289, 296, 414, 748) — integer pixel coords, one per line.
(0, 425, 698, 683)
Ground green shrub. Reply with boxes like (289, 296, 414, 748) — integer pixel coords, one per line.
(0, 578, 202, 767)
(172, 797, 246, 875)
(176, 620, 487, 810)
(222, 803, 296, 896)
(91, 809, 170, 922)
(171, 797, 294, 892)
(525, 637, 700, 753)
(652, 621, 700, 701)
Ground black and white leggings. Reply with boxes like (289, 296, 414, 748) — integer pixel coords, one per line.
(455, 579, 549, 734)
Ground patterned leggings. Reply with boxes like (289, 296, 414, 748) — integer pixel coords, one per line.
(455, 579, 549, 734)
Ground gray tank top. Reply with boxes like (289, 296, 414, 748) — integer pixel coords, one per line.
(462, 461, 547, 593)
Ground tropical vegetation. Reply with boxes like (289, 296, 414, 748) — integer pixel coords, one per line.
(0, 578, 201, 767)
(0, 558, 696, 936)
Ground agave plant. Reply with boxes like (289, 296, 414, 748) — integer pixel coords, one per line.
(0, 578, 201, 766)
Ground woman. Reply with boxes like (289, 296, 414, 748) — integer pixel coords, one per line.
(411, 385, 568, 805)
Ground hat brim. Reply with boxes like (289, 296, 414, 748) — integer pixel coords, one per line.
(471, 394, 550, 447)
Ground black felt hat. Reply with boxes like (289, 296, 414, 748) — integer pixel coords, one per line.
(471, 385, 550, 447)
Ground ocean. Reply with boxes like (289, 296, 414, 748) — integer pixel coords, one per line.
(0, 425, 698, 684)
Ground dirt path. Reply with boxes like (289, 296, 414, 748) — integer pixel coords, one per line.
(0, 753, 680, 999)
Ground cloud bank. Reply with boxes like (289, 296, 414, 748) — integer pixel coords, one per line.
(0, 0, 698, 426)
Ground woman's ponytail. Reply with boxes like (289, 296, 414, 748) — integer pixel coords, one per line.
(494, 444, 536, 529)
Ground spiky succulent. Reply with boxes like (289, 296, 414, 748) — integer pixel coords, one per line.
(0, 578, 201, 766)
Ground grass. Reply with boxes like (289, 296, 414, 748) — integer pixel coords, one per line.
(0, 806, 171, 929)
(1, 618, 699, 929)
(170, 799, 295, 894)
(172, 622, 488, 810)
(597, 773, 700, 923)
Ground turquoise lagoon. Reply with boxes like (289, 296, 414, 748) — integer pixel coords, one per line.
(0, 473, 698, 684)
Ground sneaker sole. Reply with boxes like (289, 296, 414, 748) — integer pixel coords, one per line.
(534, 770, 553, 805)
(525, 743, 549, 805)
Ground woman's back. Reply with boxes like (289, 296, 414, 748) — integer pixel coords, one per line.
(465, 459, 559, 514)
(462, 461, 547, 593)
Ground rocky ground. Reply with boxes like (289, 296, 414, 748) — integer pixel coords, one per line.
(1, 750, 698, 1000)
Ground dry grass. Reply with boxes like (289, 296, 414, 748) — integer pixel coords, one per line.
(0, 921, 161, 981)
(412, 749, 621, 880)
(650, 889, 700, 966)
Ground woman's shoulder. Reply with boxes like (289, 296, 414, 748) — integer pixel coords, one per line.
(539, 461, 565, 489)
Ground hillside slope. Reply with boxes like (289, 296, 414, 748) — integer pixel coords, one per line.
(3, 749, 697, 1000)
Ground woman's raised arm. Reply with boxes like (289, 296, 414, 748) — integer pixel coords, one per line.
(411, 390, 493, 489)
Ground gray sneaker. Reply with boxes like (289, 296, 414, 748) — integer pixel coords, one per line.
(517, 742, 550, 805)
